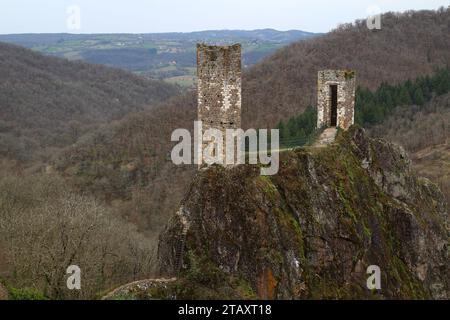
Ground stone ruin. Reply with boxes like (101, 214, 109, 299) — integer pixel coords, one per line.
(317, 70, 356, 130)
(197, 43, 242, 165)
(196, 49, 357, 163)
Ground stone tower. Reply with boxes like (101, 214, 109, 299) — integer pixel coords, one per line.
(197, 43, 242, 164)
(317, 70, 356, 130)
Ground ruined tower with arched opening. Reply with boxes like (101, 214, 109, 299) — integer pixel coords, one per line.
(317, 70, 356, 130)
(197, 43, 242, 165)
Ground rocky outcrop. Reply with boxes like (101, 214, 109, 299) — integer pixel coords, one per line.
(156, 127, 448, 300)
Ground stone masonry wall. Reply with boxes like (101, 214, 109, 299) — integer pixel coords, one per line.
(317, 70, 356, 130)
(197, 44, 242, 164)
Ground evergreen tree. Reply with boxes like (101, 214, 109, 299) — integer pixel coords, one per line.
(436, 69, 450, 95)
(277, 121, 289, 141)
(395, 86, 411, 106)
(412, 87, 425, 105)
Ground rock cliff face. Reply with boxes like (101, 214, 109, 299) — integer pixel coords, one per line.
(156, 127, 448, 300)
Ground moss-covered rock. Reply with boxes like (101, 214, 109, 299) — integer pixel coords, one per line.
(153, 126, 448, 300)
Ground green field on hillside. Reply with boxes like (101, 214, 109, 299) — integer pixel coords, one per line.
(0, 30, 317, 87)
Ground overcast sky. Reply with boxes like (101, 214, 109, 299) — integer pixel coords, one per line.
(0, 0, 448, 34)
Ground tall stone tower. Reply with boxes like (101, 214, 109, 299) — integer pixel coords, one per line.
(317, 70, 356, 130)
(197, 43, 242, 164)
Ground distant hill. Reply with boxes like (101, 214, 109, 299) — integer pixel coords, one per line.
(0, 42, 180, 162)
(53, 8, 450, 241)
(171, 29, 317, 42)
(0, 29, 317, 47)
(0, 29, 318, 87)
